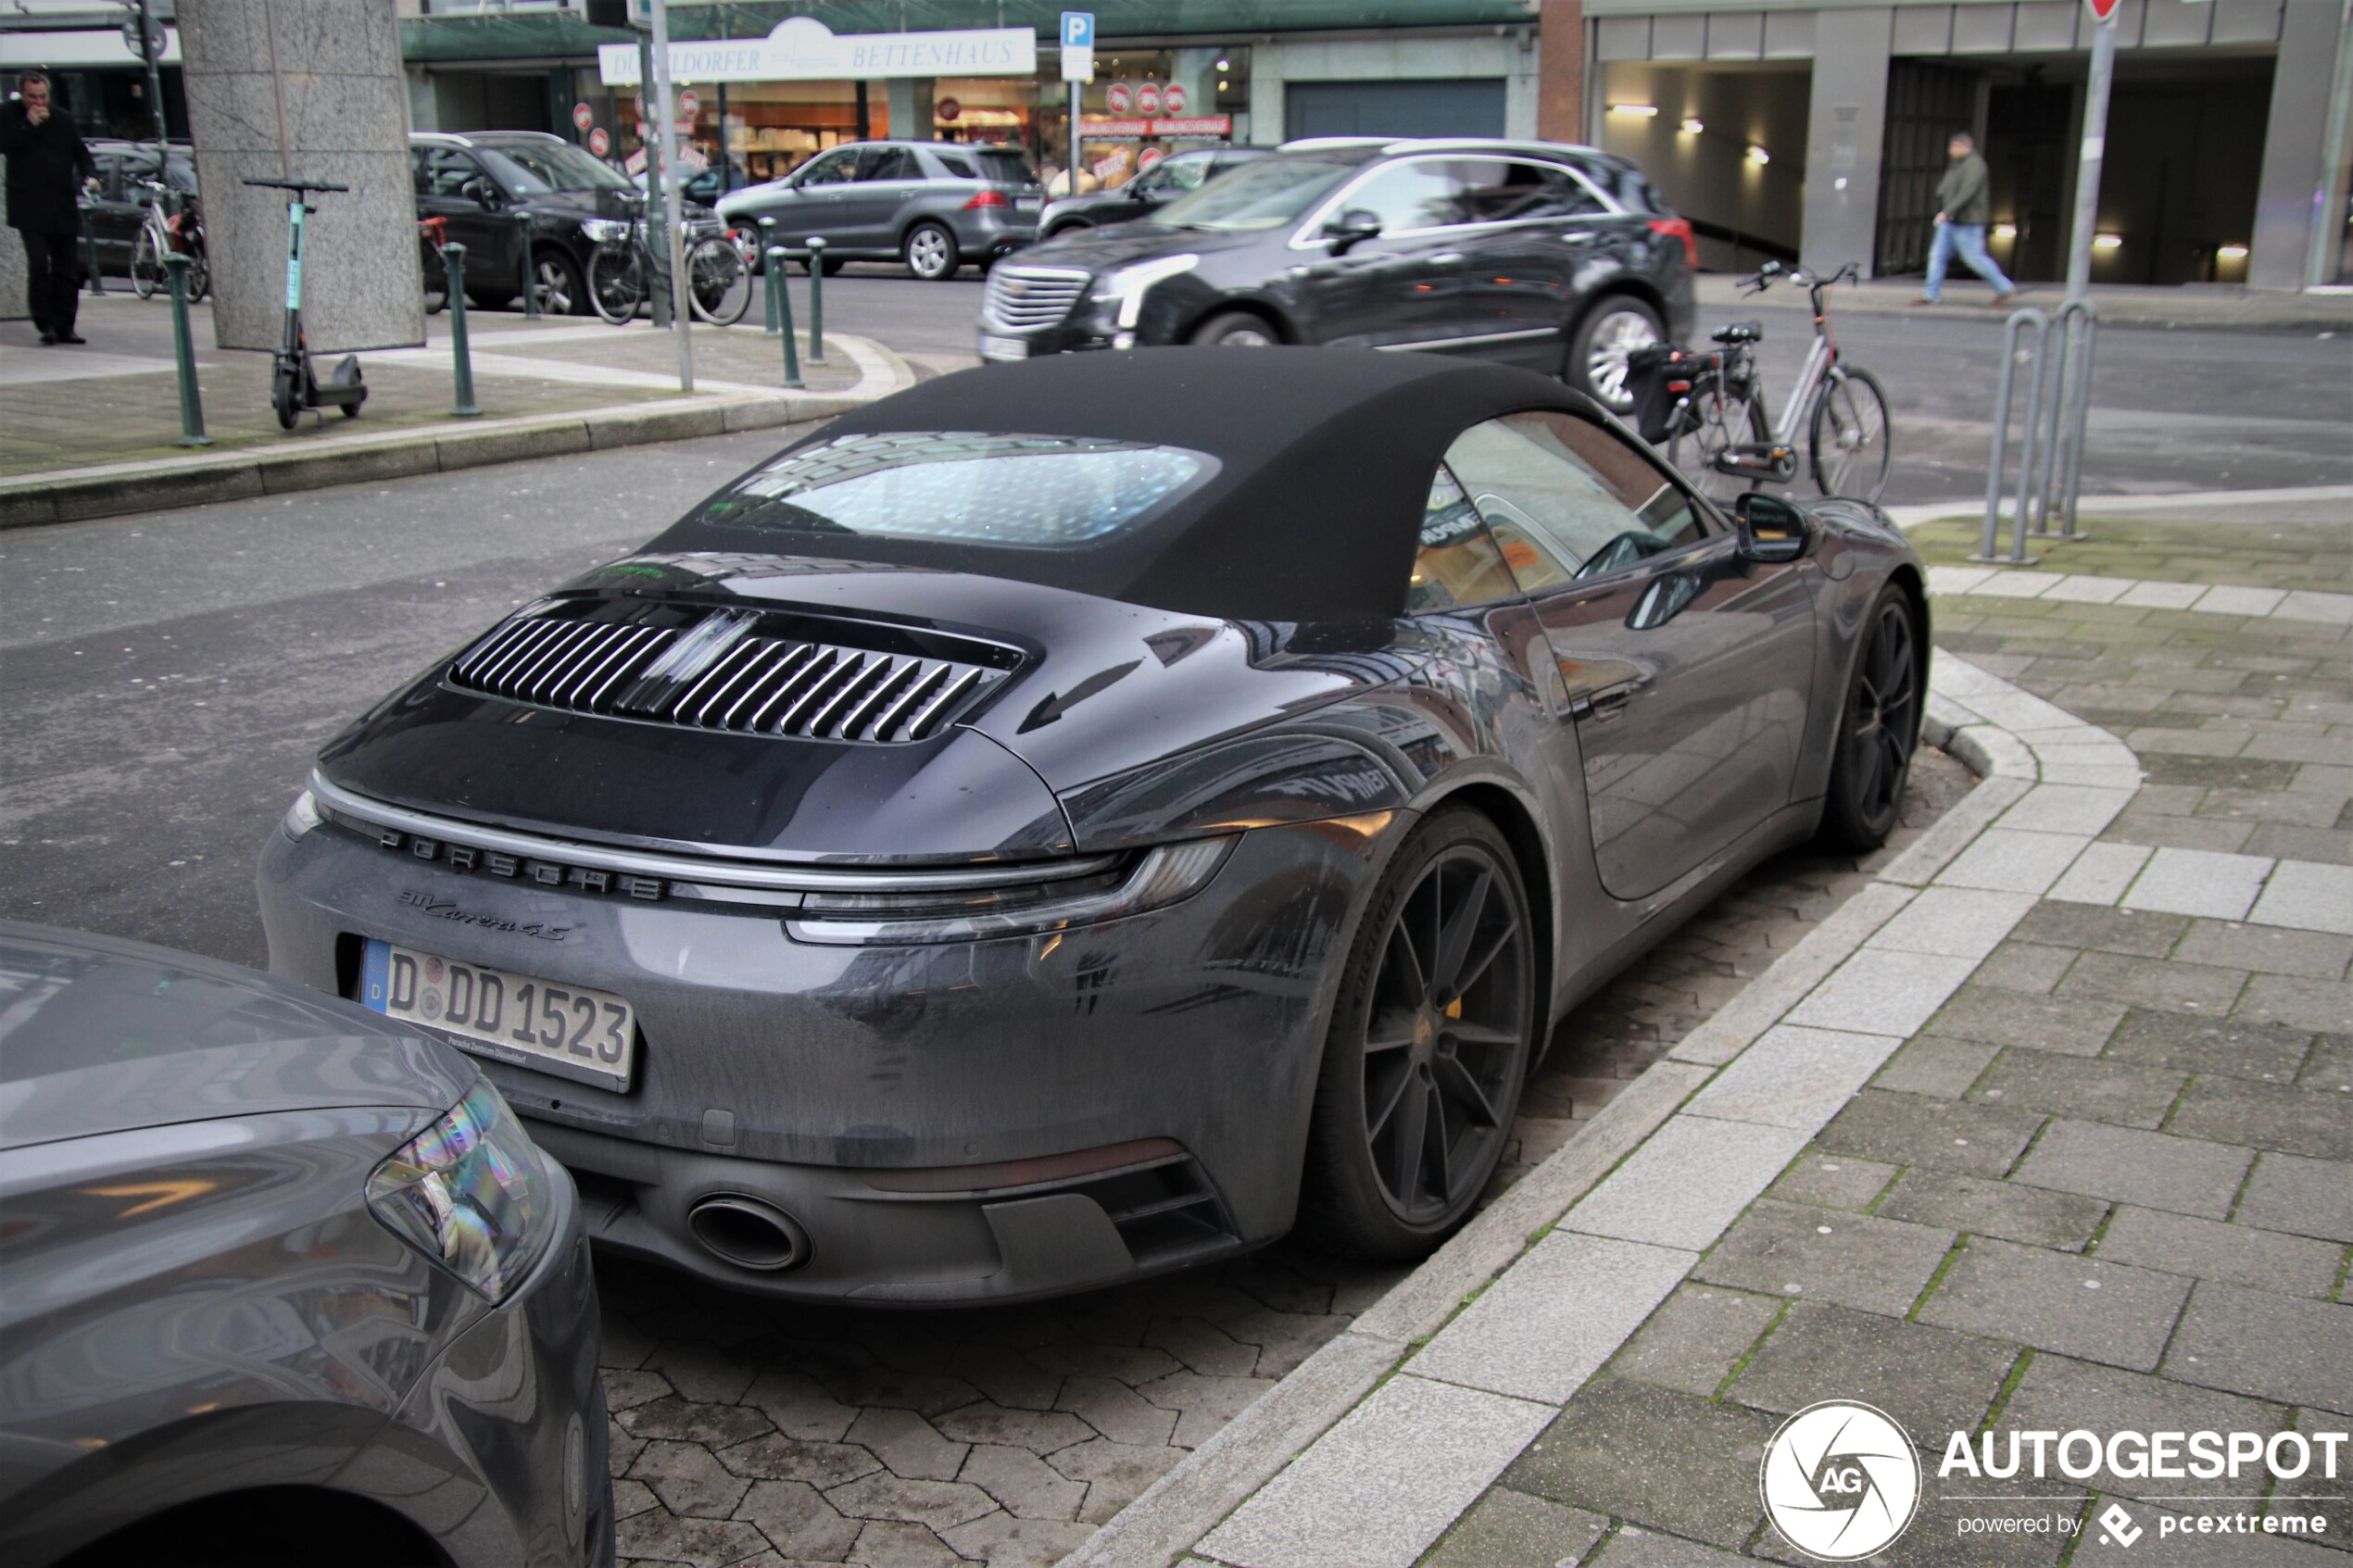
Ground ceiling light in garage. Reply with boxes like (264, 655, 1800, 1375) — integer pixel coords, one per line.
(1994, 223, 2019, 240)
(2094, 233, 2123, 250)
(1611, 104, 1658, 117)
(2217, 244, 2248, 259)
(1680, 118, 1704, 134)
(1747, 144, 1770, 165)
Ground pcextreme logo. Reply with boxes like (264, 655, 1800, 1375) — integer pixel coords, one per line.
(1759, 1401, 1923, 1561)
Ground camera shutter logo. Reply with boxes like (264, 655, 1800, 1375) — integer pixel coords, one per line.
(1759, 1400, 1922, 1561)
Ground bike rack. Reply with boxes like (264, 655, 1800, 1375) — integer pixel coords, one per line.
(1977, 298, 2099, 562)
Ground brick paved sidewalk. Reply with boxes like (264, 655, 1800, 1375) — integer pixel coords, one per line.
(1136, 520, 2350, 1568)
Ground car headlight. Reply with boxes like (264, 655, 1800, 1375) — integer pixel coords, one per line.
(367, 1079, 557, 1303)
(579, 218, 628, 244)
(1094, 253, 1199, 331)
(785, 836, 1234, 947)
(279, 787, 322, 840)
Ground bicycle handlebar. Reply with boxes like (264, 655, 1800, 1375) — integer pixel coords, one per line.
(1736, 259, 1860, 295)
(243, 177, 350, 194)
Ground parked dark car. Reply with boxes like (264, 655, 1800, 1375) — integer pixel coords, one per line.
(257, 348, 1926, 1307)
(979, 137, 1696, 411)
(715, 139, 1041, 279)
(1037, 144, 1272, 240)
(82, 137, 196, 279)
(411, 129, 721, 315)
(0, 923, 610, 1567)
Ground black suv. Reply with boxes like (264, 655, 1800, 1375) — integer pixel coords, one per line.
(411, 130, 721, 315)
(977, 137, 1694, 411)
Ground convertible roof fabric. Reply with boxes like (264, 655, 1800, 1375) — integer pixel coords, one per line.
(649, 347, 1592, 621)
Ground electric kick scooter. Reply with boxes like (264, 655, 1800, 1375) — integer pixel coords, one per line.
(244, 177, 368, 430)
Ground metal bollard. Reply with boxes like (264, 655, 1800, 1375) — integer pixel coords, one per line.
(443, 243, 482, 419)
(161, 252, 209, 446)
(1975, 307, 2050, 565)
(806, 236, 826, 363)
(2032, 297, 2099, 541)
(517, 214, 540, 320)
(760, 218, 780, 337)
(768, 247, 802, 389)
(85, 224, 106, 295)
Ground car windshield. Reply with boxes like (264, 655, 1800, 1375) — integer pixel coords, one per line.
(1153, 153, 1365, 231)
(687, 433, 1215, 547)
(480, 142, 635, 195)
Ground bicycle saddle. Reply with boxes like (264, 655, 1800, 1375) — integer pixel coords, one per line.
(1711, 320, 1764, 344)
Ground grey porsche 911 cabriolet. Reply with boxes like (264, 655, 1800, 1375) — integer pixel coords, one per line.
(257, 347, 1926, 1306)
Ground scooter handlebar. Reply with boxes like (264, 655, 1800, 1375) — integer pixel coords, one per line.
(243, 177, 350, 194)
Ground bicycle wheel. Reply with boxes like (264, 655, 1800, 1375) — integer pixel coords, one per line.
(1810, 364, 1894, 504)
(132, 227, 165, 299)
(1667, 381, 1770, 507)
(686, 236, 752, 326)
(187, 247, 211, 304)
(587, 245, 642, 325)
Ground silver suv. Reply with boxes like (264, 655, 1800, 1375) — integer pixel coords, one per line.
(716, 140, 1041, 280)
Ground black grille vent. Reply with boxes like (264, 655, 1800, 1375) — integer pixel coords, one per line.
(447, 605, 1004, 744)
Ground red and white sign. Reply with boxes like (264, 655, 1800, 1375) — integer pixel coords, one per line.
(1162, 82, 1188, 115)
(1080, 115, 1232, 140)
(587, 126, 611, 157)
(2082, 0, 2120, 19)
(677, 89, 700, 120)
(937, 96, 961, 121)
(1137, 81, 1161, 115)
(1138, 145, 1165, 170)
(1104, 80, 1131, 114)
(573, 102, 595, 132)
(1148, 116, 1231, 138)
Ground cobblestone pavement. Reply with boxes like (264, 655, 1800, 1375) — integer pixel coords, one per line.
(596, 759, 1973, 1568)
(1189, 507, 2348, 1568)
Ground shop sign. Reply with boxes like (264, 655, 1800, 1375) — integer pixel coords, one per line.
(1079, 115, 1234, 139)
(588, 126, 611, 157)
(1137, 81, 1160, 115)
(598, 17, 1037, 85)
(937, 97, 962, 121)
(1163, 82, 1189, 115)
(1105, 81, 1131, 114)
(573, 102, 595, 132)
(678, 89, 699, 119)
(1138, 146, 1165, 170)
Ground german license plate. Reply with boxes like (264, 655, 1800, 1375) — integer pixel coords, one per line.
(361, 939, 635, 1093)
(1014, 196, 1039, 212)
(978, 333, 1029, 361)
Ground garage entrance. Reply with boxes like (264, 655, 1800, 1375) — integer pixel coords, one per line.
(1284, 79, 1505, 140)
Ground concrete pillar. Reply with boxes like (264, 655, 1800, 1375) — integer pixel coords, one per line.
(1536, 0, 1585, 143)
(178, 0, 422, 352)
(885, 77, 934, 142)
(2248, 0, 2353, 292)
(0, 226, 25, 321)
(1801, 6, 1894, 279)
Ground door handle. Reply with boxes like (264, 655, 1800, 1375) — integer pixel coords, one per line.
(1564, 679, 1637, 722)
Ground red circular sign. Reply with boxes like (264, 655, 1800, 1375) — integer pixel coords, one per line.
(1105, 81, 1132, 115)
(1138, 81, 1162, 116)
(1138, 146, 1165, 171)
(573, 102, 595, 132)
(937, 97, 961, 122)
(677, 89, 700, 120)
(1162, 82, 1189, 115)
(588, 126, 611, 157)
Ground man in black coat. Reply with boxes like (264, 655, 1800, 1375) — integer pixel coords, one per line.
(2, 71, 99, 345)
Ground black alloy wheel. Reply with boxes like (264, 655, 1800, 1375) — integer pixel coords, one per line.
(533, 248, 584, 317)
(1189, 310, 1277, 347)
(1818, 589, 1921, 851)
(1303, 809, 1536, 1259)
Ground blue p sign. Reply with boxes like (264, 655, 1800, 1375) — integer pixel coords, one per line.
(1062, 11, 1094, 48)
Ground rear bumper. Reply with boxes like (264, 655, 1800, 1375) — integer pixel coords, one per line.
(257, 810, 1381, 1304)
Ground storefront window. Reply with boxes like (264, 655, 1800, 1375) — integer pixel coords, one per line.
(1037, 45, 1251, 195)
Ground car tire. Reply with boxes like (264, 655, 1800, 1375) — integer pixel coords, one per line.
(904, 220, 961, 281)
(800, 255, 845, 277)
(1299, 807, 1537, 1262)
(1816, 585, 1924, 853)
(533, 248, 585, 317)
(1567, 295, 1663, 413)
(1046, 220, 1092, 241)
(1188, 310, 1278, 347)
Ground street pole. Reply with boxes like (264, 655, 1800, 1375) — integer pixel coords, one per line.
(134, 0, 169, 147)
(648, 0, 695, 393)
(636, 33, 672, 332)
(1066, 82, 1080, 199)
(2063, 11, 2117, 303)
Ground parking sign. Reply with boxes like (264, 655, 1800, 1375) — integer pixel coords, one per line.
(1061, 11, 1094, 82)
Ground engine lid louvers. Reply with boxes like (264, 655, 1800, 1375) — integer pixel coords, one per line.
(447, 604, 1004, 745)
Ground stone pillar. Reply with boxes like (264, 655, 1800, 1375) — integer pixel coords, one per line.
(885, 77, 934, 142)
(178, 0, 422, 351)
(2248, 0, 2353, 292)
(1536, 0, 1585, 144)
(1801, 6, 1894, 280)
(0, 225, 25, 321)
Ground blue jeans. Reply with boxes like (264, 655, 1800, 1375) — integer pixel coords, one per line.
(1925, 221, 2013, 300)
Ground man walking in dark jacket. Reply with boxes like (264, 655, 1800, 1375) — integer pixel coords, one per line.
(2, 70, 99, 344)
(1917, 130, 2014, 307)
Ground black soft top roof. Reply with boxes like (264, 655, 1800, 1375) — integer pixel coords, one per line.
(648, 347, 1592, 621)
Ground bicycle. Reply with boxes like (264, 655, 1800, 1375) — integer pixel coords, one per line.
(582, 215, 752, 327)
(418, 215, 449, 315)
(1662, 261, 1894, 506)
(129, 177, 208, 303)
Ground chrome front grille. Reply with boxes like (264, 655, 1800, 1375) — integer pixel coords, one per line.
(983, 265, 1089, 331)
(448, 608, 1000, 744)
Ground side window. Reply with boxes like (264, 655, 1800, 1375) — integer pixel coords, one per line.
(421, 149, 484, 199)
(798, 148, 859, 186)
(1406, 466, 1521, 613)
(1331, 157, 1470, 234)
(932, 149, 976, 179)
(1452, 160, 1605, 224)
(860, 146, 920, 182)
(1443, 412, 1707, 586)
(1161, 154, 1213, 191)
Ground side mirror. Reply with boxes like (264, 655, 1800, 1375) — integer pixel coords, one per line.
(1324, 208, 1383, 255)
(1733, 492, 1811, 563)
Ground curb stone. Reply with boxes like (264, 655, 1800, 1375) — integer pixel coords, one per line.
(1061, 654, 2081, 1568)
(0, 336, 907, 531)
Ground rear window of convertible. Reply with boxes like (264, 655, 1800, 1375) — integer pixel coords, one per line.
(688, 433, 1215, 547)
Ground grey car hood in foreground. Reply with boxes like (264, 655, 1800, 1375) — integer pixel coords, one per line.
(0, 923, 470, 1149)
